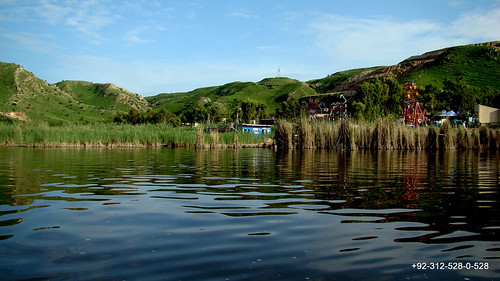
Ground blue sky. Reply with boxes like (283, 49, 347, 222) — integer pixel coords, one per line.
(1, 0, 499, 96)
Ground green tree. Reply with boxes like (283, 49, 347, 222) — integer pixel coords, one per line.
(420, 84, 440, 111)
(355, 79, 389, 120)
(182, 105, 208, 123)
(384, 78, 403, 116)
(241, 100, 267, 123)
(350, 100, 366, 120)
(126, 108, 144, 124)
(478, 87, 500, 108)
(204, 102, 227, 123)
(277, 100, 301, 119)
(146, 108, 181, 126)
(180, 101, 227, 124)
(441, 77, 478, 112)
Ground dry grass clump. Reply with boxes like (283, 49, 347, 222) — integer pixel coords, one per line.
(314, 120, 336, 149)
(370, 118, 393, 150)
(438, 119, 454, 150)
(298, 116, 315, 149)
(427, 125, 439, 150)
(274, 119, 294, 149)
(335, 119, 353, 150)
(210, 131, 219, 149)
(194, 125, 207, 149)
(352, 122, 372, 150)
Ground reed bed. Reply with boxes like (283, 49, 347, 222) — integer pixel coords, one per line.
(1, 121, 499, 150)
(0, 123, 270, 148)
(273, 118, 500, 151)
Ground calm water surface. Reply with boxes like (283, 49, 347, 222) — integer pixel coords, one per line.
(0, 148, 498, 280)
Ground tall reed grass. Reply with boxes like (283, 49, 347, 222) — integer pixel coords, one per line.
(0, 123, 270, 148)
(2, 120, 499, 151)
(298, 116, 315, 149)
(336, 119, 353, 150)
(273, 118, 500, 151)
(274, 119, 294, 150)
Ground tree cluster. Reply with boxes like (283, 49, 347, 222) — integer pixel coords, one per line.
(114, 108, 181, 126)
(350, 78, 403, 120)
(276, 100, 302, 119)
(420, 77, 500, 112)
(181, 101, 227, 124)
(350, 77, 500, 121)
(180, 99, 267, 124)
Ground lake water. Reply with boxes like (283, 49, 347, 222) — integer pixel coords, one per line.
(0, 148, 498, 280)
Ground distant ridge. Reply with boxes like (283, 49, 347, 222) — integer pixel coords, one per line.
(308, 41, 500, 94)
(1, 41, 498, 123)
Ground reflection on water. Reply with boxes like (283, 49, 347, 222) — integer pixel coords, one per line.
(0, 148, 498, 280)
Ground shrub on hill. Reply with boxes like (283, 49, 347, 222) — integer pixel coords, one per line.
(114, 108, 180, 126)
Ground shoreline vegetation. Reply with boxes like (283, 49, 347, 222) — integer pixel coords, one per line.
(0, 123, 272, 149)
(274, 118, 500, 151)
(0, 119, 499, 151)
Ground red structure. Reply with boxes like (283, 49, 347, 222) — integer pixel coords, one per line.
(403, 82, 427, 126)
(302, 94, 348, 120)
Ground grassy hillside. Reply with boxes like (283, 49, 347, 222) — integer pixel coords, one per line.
(0, 63, 17, 100)
(0, 63, 150, 125)
(401, 45, 500, 89)
(56, 80, 149, 112)
(0, 62, 101, 124)
(307, 66, 384, 93)
(307, 43, 499, 95)
(147, 77, 317, 114)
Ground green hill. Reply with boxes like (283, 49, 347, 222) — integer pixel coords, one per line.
(147, 77, 317, 114)
(400, 44, 500, 89)
(307, 66, 385, 94)
(55, 81, 149, 112)
(309, 42, 500, 94)
(0, 63, 149, 125)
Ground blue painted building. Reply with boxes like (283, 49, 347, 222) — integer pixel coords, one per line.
(242, 124, 272, 135)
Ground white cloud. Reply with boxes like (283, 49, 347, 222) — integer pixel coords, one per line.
(0, 29, 59, 53)
(450, 8, 500, 41)
(36, 0, 118, 41)
(37, 0, 71, 25)
(309, 7, 500, 67)
(256, 45, 280, 51)
(227, 11, 257, 19)
(310, 15, 444, 64)
(124, 27, 153, 44)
